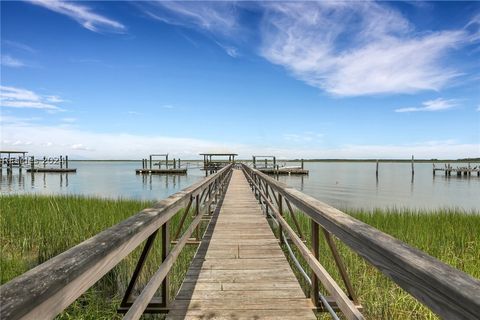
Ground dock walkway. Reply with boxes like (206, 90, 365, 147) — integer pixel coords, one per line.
(166, 169, 316, 319)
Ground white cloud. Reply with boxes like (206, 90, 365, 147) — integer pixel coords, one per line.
(2, 40, 36, 53)
(1, 55, 26, 67)
(26, 0, 125, 33)
(215, 41, 239, 58)
(140, 2, 476, 96)
(260, 2, 468, 96)
(45, 95, 65, 103)
(0, 85, 65, 111)
(162, 105, 174, 109)
(142, 1, 237, 35)
(61, 118, 76, 123)
(395, 98, 459, 112)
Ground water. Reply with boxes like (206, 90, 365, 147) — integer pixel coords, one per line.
(277, 162, 479, 211)
(1, 161, 478, 211)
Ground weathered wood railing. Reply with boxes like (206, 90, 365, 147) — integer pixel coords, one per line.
(0, 164, 233, 320)
(241, 164, 480, 320)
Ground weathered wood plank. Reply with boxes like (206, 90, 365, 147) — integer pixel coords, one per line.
(167, 169, 315, 320)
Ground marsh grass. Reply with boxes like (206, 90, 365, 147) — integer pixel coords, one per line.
(1, 195, 479, 319)
(0, 195, 202, 319)
(281, 208, 480, 319)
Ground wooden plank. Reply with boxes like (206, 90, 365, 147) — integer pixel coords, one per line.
(167, 169, 315, 320)
(167, 309, 316, 319)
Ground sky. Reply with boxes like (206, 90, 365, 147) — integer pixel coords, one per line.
(1, 1, 479, 159)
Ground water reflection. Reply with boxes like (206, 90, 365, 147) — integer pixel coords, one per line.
(141, 174, 184, 191)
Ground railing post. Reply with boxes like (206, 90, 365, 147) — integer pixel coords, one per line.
(265, 184, 270, 216)
(257, 176, 261, 205)
(161, 221, 169, 307)
(311, 219, 320, 308)
(195, 195, 200, 240)
(278, 194, 283, 244)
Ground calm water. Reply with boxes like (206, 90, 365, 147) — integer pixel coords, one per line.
(1, 161, 478, 211)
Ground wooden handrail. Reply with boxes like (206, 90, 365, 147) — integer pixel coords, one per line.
(0, 164, 233, 320)
(242, 167, 363, 319)
(241, 164, 480, 320)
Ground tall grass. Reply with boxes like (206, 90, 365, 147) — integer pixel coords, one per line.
(281, 208, 480, 320)
(1, 195, 478, 319)
(0, 195, 201, 319)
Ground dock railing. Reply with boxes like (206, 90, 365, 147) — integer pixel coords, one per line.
(241, 163, 480, 320)
(0, 164, 233, 320)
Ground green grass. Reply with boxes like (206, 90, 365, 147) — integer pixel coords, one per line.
(1, 195, 479, 319)
(0, 194, 201, 319)
(281, 208, 480, 320)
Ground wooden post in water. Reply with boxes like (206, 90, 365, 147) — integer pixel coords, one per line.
(7, 153, 12, 174)
(178, 158, 181, 168)
(65, 156, 68, 169)
(60, 155, 63, 169)
(166, 154, 169, 169)
(432, 163, 435, 176)
(149, 155, 152, 169)
(301, 159, 304, 170)
(173, 158, 176, 169)
(253, 156, 256, 168)
(43, 156, 46, 168)
(265, 158, 267, 168)
(273, 157, 276, 169)
(376, 160, 379, 179)
(411, 155, 414, 176)
(30, 156, 34, 171)
(18, 156, 22, 174)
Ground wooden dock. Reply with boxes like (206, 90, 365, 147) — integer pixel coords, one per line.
(167, 170, 316, 319)
(259, 168, 309, 175)
(135, 168, 187, 175)
(433, 166, 479, 177)
(27, 168, 77, 173)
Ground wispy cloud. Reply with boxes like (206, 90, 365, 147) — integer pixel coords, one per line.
(140, 2, 476, 96)
(2, 40, 36, 53)
(139, 1, 240, 58)
(260, 2, 470, 96)
(162, 104, 174, 109)
(0, 85, 65, 112)
(26, 0, 125, 33)
(1, 54, 26, 67)
(395, 98, 459, 112)
(215, 41, 239, 58)
(142, 1, 237, 35)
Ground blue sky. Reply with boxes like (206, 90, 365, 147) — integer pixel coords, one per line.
(1, 1, 479, 159)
